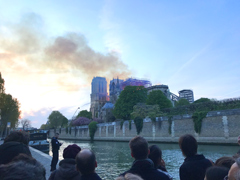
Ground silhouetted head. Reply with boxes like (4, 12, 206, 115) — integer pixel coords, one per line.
(76, 149, 97, 175)
(63, 144, 81, 159)
(54, 133, 59, 138)
(228, 157, 240, 180)
(148, 145, 162, 168)
(129, 136, 149, 160)
(0, 154, 46, 180)
(215, 156, 235, 170)
(4, 131, 29, 145)
(205, 166, 229, 180)
(179, 134, 197, 157)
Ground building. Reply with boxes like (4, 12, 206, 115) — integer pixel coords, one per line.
(147, 85, 171, 99)
(90, 77, 108, 118)
(100, 102, 115, 122)
(178, 89, 194, 103)
(109, 78, 123, 104)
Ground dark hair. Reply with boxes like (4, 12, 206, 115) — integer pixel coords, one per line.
(148, 145, 162, 168)
(215, 156, 235, 169)
(129, 136, 149, 160)
(179, 134, 197, 157)
(76, 149, 96, 175)
(4, 131, 30, 145)
(205, 166, 229, 180)
(0, 154, 46, 180)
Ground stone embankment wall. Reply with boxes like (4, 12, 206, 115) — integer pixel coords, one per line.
(49, 109, 240, 144)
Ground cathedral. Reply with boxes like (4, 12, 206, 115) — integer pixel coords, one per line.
(109, 77, 123, 104)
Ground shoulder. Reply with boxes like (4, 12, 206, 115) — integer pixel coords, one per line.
(155, 169, 171, 180)
(49, 170, 57, 180)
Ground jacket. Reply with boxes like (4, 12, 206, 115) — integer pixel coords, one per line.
(179, 154, 212, 180)
(0, 141, 32, 165)
(121, 159, 170, 180)
(48, 158, 81, 180)
(51, 137, 61, 151)
(81, 173, 102, 180)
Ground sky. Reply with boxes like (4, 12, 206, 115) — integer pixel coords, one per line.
(0, 0, 239, 128)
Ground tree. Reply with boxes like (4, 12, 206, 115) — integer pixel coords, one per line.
(0, 93, 21, 131)
(71, 117, 91, 126)
(175, 98, 190, 107)
(0, 73, 20, 136)
(146, 90, 173, 109)
(40, 124, 49, 129)
(131, 103, 165, 120)
(48, 111, 68, 128)
(20, 119, 31, 130)
(193, 98, 211, 104)
(76, 110, 92, 119)
(0, 72, 5, 94)
(113, 86, 147, 120)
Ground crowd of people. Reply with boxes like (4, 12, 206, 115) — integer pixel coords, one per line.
(0, 131, 240, 180)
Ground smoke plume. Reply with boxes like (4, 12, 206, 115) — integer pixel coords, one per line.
(0, 13, 131, 92)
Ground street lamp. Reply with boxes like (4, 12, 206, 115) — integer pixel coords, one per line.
(72, 107, 80, 120)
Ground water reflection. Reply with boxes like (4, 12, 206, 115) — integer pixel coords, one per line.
(48, 139, 239, 180)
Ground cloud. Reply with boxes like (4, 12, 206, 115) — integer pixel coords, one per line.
(0, 12, 131, 125)
(0, 12, 131, 90)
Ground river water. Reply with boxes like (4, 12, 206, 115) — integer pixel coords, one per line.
(48, 139, 239, 180)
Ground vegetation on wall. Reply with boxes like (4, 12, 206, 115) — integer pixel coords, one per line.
(120, 120, 124, 130)
(192, 111, 207, 134)
(134, 116, 143, 135)
(89, 121, 98, 141)
(168, 116, 173, 134)
(129, 120, 132, 130)
(162, 98, 240, 116)
(65, 127, 68, 134)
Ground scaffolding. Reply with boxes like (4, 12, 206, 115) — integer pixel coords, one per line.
(120, 78, 152, 89)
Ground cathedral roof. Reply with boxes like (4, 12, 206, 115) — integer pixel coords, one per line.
(102, 102, 114, 109)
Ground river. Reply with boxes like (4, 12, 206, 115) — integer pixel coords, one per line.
(48, 139, 239, 180)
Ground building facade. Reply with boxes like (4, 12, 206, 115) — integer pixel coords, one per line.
(109, 78, 123, 104)
(178, 89, 194, 103)
(90, 77, 108, 118)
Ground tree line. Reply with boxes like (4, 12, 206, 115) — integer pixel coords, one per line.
(0, 73, 21, 136)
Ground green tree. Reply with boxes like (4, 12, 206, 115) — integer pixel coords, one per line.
(113, 86, 147, 120)
(76, 110, 92, 119)
(0, 72, 5, 94)
(146, 90, 173, 109)
(48, 111, 68, 128)
(89, 121, 97, 141)
(193, 98, 211, 104)
(40, 124, 49, 129)
(131, 103, 165, 121)
(175, 98, 190, 107)
(0, 93, 21, 134)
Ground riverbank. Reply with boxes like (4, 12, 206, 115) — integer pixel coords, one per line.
(50, 109, 240, 145)
(29, 147, 53, 179)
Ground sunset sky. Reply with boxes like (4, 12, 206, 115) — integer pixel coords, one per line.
(0, 0, 239, 128)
